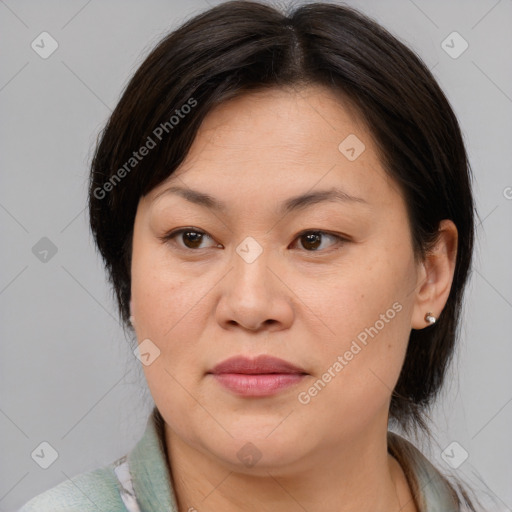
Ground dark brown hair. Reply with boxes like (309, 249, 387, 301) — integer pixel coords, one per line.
(88, 1, 478, 507)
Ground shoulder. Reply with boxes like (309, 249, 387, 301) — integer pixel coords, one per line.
(18, 407, 171, 512)
(387, 431, 460, 512)
(18, 462, 126, 512)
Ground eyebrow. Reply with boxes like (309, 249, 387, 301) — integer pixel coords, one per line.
(153, 185, 369, 215)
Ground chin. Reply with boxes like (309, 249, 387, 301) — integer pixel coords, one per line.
(193, 424, 313, 475)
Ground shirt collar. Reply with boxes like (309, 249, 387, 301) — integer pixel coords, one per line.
(387, 431, 460, 511)
(127, 406, 178, 512)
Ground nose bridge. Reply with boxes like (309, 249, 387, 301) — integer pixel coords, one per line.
(215, 233, 293, 332)
(231, 234, 273, 299)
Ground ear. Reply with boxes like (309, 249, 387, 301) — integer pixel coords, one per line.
(411, 219, 458, 330)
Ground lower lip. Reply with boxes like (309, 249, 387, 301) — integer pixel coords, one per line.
(211, 373, 306, 397)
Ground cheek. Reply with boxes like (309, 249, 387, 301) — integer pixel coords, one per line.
(302, 244, 413, 346)
(130, 242, 196, 385)
(296, 307, 411, 441)
(131, 234, 196, 334)
(131, 268, 206, 370)
(294, 245, 414, 424)
(131, 247, 211, 432)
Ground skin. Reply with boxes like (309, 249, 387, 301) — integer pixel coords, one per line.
(130, 85, 458, 512)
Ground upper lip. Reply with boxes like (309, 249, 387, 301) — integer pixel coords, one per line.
(209, 355, 307, 375)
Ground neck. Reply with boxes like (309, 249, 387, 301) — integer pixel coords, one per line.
(165, 425, 418, 512)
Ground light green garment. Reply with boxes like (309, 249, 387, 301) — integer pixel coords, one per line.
(19, 407, 459, 512)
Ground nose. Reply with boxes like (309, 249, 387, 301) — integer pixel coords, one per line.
(214, 240, 294, 333)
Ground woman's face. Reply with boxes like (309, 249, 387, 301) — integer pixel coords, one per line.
(130, 85, 428, 473)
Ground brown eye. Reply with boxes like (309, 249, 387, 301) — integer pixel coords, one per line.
(160, 228, 220, 250)
(293, 231, 347, 252)
(300, 232, 322, 250)
(181, 230, 205, 249)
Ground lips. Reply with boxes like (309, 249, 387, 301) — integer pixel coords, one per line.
(208, 355, 307, 397)
(210, 354, 307, 375)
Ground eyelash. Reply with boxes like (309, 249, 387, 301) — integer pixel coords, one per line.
(159, 227, 349, 253)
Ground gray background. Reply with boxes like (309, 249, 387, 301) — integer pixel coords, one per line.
(1, 0, 511, 510)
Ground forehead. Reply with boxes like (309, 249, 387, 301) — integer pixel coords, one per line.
(145, 85, 401, 212)
(178, 85, 372, 166)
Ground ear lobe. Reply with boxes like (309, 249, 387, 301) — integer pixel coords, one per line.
(129, 300, 135, 327)
(411, 219, 458, 329)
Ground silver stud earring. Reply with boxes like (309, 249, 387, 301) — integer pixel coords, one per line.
(424, 312, 436, 325)
(129, 315, 136, 326)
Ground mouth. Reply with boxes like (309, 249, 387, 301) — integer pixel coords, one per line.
(207, 355, 308, 397)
